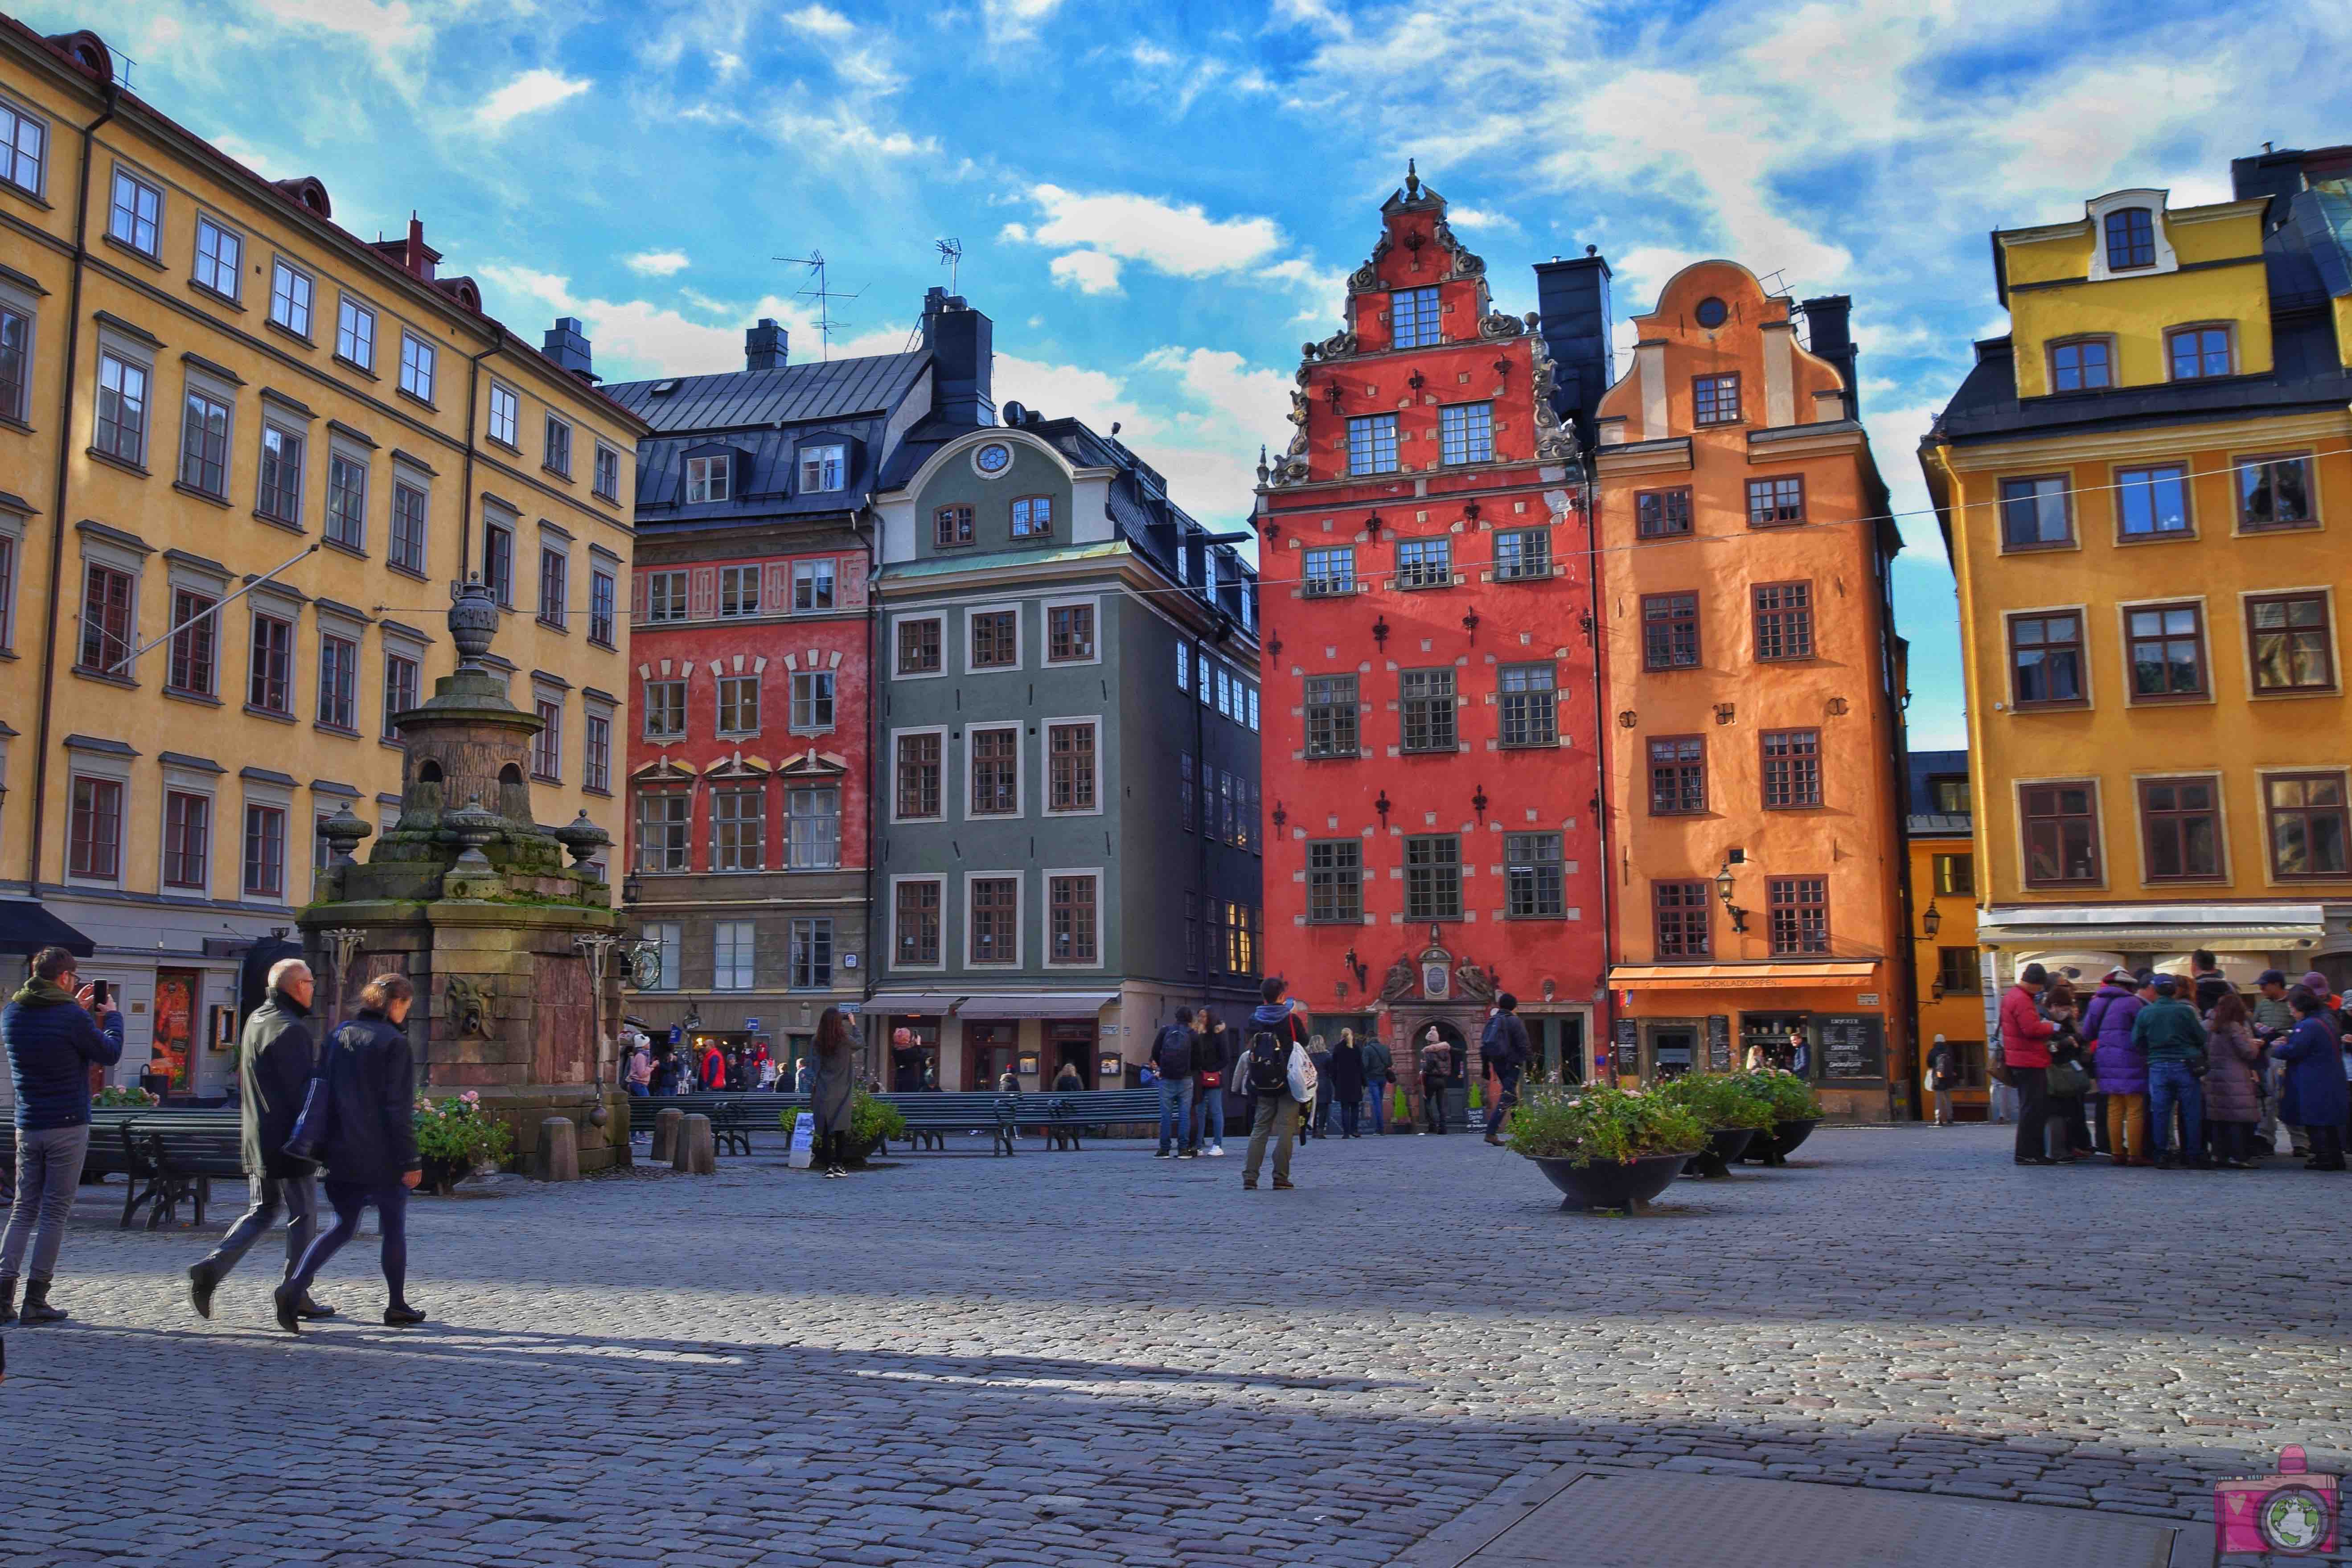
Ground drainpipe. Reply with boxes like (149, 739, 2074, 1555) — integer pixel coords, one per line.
(856, 500, 880, 1080)
(456, 324, 507, 578)
(26, 82, 120, 888)
(1581, 470, 1613, 1081)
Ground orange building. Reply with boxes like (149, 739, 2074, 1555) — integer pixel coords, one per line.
(1591, 262, 1914, 1119)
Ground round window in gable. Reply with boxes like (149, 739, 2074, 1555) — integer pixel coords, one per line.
(972, 441, 1014, 478)
(1695, 297, 1729, 329)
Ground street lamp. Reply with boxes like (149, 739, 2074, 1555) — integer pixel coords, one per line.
(1714, 855, 1749, 934)
(1922, 899, 1943, 939)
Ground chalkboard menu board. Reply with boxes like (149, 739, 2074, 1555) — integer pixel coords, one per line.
(1612, 1018, 1639, 1076)
(1818, 1014, 1887, 1083)
(1707, 1015, 1732, 1072)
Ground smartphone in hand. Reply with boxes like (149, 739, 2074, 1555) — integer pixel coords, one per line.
(91, 979, 111, 1007)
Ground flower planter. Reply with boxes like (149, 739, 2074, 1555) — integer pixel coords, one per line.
(1739, 1117, 1821, 1166)
(1681, 1125, 1760, 1178)
(1528, 1151, 1694, 1211)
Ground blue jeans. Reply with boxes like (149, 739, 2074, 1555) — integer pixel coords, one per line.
(1367, 1082, 1387, 1133)
(2148, 1060, 2203, 1161)
(1193, 1084, 1226, 1147)
(1157, 1076, 1195, 1152)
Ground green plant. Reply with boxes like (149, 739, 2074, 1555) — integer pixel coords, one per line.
(413, 1089, 514, 1173)
(1504, 1084, 1705, 1166)
(1654, 1073, 1776, 1131)
(95, 1085, 159, 1108)
(1734, 1071, 1825, 1122)
(783, 1090, 908, 1146)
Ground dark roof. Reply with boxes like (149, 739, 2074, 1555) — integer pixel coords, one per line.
(1905, 748, 1970, 834)
(606, 353, 929, 433)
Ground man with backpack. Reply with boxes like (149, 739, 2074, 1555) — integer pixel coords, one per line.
(1241, 977, 1311, 1190)
(1481, 994, 1532, 1145)
(1152, 1008, 1198, 1159)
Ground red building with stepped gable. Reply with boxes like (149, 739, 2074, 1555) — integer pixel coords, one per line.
(1255, 164, 1613, 1121)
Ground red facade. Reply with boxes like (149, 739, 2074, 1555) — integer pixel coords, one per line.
(1256, 168, 1606, 1090)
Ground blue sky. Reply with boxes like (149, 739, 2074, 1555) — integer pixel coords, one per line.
(44, 0, 2352, 747)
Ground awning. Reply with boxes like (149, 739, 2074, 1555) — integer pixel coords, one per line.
(1608, 962, 1880, 993)
(1978, 903, 2327, 950)
(953, 992, 1118, 1020)
(863, 993, 969, 1016)
(0, 900, 98, 958)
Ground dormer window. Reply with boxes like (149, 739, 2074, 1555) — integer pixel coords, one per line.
(800, 442, 846, 493)
(1011, 496, 1053, 538)
(686, 454, 730, 503)
(2104, 207, 2155, 271)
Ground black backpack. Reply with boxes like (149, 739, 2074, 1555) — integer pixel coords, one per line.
(1246, 1031, 1291, 1096)
(1154, 1026, 1194, 1079)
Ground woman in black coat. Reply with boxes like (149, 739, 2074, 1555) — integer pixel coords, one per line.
(275, 972, 423, 1332)
(1329, 1030, 1368, 1139)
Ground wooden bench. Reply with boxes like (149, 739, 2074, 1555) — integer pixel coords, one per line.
(875, 1092, 1018, 1155)
(115, 1113, 243, 1229)
(1023, 1088, 1165, 1150)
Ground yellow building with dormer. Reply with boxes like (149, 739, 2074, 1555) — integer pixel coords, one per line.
(1921, 144, 2352, 997)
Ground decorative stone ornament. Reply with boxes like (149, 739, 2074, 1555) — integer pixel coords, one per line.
(319, 805, 373, 867)
(553, 811, 611, 871)
(447, 575, 500, 669)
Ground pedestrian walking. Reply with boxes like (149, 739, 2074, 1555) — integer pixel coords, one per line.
(1151, 1008, 1197, 1159)
(2133, 974, 2209, 1170)
(2276, 990, 2348, 1170)
(0, 945, 125, 1326)
(1307, 1034, 1334, 1138)
(1418, 1029, 1451, 1134)
(2202, 993, 2265, 1170)
(1925, 1035, 1959, 1126)
(806, 1007, 859, 1179)
(700, 1039, 726, 1091)
(1327, 1030, 1367, 1139)
(1479, 996, 1532, 1145)
(1191, 1009, 1231, 1157)
(187, 959, 336, 1322)
(2090, 971, 2153, 1165)
(1999, 963, 2059, 1165)
(627, 1038, 654, 1099)
(1054, 1059, 1084, 1091)
(1362, 1029, 1394, 1134)
(273, 973, 424, 1332)
(1240, 984, 1312, 1191)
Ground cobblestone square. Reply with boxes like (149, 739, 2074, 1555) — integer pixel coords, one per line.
(3, 1125, 2345, 1565)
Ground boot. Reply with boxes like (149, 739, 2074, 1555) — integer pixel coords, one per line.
(188, 1260, 221, 1320)
(0, 1276, 16, 1326)
(19, 1278, 67, 1324)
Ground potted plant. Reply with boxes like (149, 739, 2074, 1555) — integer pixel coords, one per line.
(413, 1090, 516, 1194)
(783, 1091, 910, 1166)
(1731, 1072, 1827, 1165)
(95, 1085, 161, 1108)
(1505, 1085, 1705, 1211)
(1654, 1074, 1776, 1177)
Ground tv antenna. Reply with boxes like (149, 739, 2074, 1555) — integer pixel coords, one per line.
(775, 250, 864, 361)
(935, 237, 964, 294)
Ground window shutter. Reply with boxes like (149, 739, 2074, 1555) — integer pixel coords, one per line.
(838, 555, 866, 607)
(630, 570, 649, 624)
(762, 562, 791, 614)
(688, 567, 718, 620)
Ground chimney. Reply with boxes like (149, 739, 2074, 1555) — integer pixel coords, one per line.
(745, 317, 788, 372)
(1532, 250, 1614, 449)
(1799, 295, 1859, 421)
(543, 316, 595, 383)
(921, 286, 995, 428)
(404, 215, 432, 281)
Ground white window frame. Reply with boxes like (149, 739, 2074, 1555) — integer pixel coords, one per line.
(644, 569, 688, 623)
(589, 564, 617, 647)
(716, 563, 761, 617)
(964, 601, 1023, 675)
(785, 784, 841, 870)
(268, 257, 314, 337)
(887, 873, 948, 972)
(398, 331, 436, 402)
(789, 669, 834, 734)
(108, 164, 162, 257)
(192, 214, 242, 301)
(0, 93, 46, 199)
(788, 915, 835, 991)
(94, 335, 155, 468)
(240, 784, 293, 903)
(1042, 866, 1105, 969)
(712, 919, 757, 990)
(325, 440, 370, 551)
(964, 869, 1025, 968)
(1041, 714, 1104, 817)
(792, 558, 836, 613)
(176, 367, 237, 500)
(335, 295, 376, 370)
(963, 721, 1024, 821)
(891, 612, 948, 681)
(593, 442, 621, 502)
(536, 538, 570, 628)
(487, 381, 520, 447)
(255, 417, 306, 524)
(685, 453, 730, 503)
(799, 441, 846, 493)
(641, 922, 682, 989)
(715, 673, 761, 737)
(1040, 594, 1101, 666)
(388, 463, 431, 576)
(642, 678, 687, 740)
(480, 514, 516, 606)
(544, 412, 573, 477)
(889, 724, 949, 825)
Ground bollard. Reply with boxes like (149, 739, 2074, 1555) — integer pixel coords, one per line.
(651, 1107, 683, 1164)
(538, 1116, 580, 1182)
(674, 1112, 717, 1175)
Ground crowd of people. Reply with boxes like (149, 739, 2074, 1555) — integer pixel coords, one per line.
(1993, 952, 2350, 1171)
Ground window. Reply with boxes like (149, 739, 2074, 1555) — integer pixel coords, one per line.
(642, 679, 685, 739)
(713, 922, 755, 990)
(1642, 592, 1699, 669)
(715, 564, 759, 617)
(0, 304, 26, 422)
(791, 918, 834, 988)
(1751, 581, 1814, 661)
(1930, 776, 1970, 814)
(711, 787, 763, 870)
(78, 564, 133, 674)
(95, 353, 148, 464)
(529, 696, 562, 781)
(635, 790, 690, 872)
(336, 296, 374, 368)
(1247, 688, 1260, 732)
(969, 877, 1018, 964)
(1692, 374, 1740, 426)
(1636, 488, 1691, 538)
(1936, 948, 1981, 994)
(383, 652, 419, 737)
(166, 589, 216, 695)
(971, 727, 1019, 815)
(1049, 875, 1098, 964)
(1654, 881, 1710, 958)
(1197, 651, 1212, 705)
(640, 924, 681, 989)
(1404, 835, 1461, 920)
(895, 880, 941, 965)
(0, 531, 12, 651)
(1505, 833, 1564, 918)
(645, 571, 687, 622)
(69, 776, 123, 879)
(243, 803, 286, 898)
(398, 332, 435, 402)
(194, 217, 241, 300)
(257, 426, 304, 522)
(262, 259, 313, 337)
(2237, 454, 2314, 531)
(1649, 736, 1705, 815)
(327, 453, 367, 549)
(1217, 770, 1238, 844)
(589, 568, 616, 646)
(1048, 722, 1096, 811)
(179, 388, 230, 497)
(1498, 663, 1557, 746)
(1932, 852, 1974, 895)
(896, 733, 941, 818)
(481, 522, 514, 606)
(934, 505, 974, 547)
(788, 670, 833, 732)
(1215, 667, 1233, 719)
(1440, 402, 1493, 464)
(1183, 891, 1201, 973)
(1767, 876, 1828, 955)
(0, 99, 42, 195)
(1400, 668, 1457, 753)
(799, 443, 846, 492)
(1180, 752, 1195, 829)
(1391, 286, 1441, 348)
(897, 617, 941, 675)
(1999, 475, 2072, 549)
(585, 712, 611, 793)
(716, 673, 760, 735)
(685, 453, 729, 503)
(787, 787, 840, 869)
(2139, 777, 2221, 881)
(1746, 476, 1804, 527)
(2125, 602, 2206, 699)
(2105, 206, 2155, 271)
(1396, 538, 1450, 589)
(1761, 729, 1822, 808)
(163, 791, 210, 889)
(2009, 613, 2085, 705)
(109, 168, 160, 255)
(1046, 603, 1094, 662)
(2266, 773, 2349, 879)
(1304, 546, 1356, 594)
(2247, 593, 2335, 692)
(487, 383, 519, 446)
(970, 609, 1017, 669)
(1176, 641, 1190, 692)
(2167, 325, 2231, 380)
(792, 558, 835, 612)
(2023, 783, 2102, 885)
(2116, 464, 2189, 539)
(2050, 338, 2112, 392)
(1307, 840, 1361, 923)
(594, 443, 620, 501)
(1493, 529, 1550, 581)
(544, 415, 572, 477)
(317, 634, 358, 731)
(1348, 414, 1399, 475)
(1011, 495, 1053, 538)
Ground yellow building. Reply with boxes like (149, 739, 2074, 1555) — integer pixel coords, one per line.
(0, 23, 646, 1098)
(1921, 145, 2352, 997)
(1902, 750, 1991, 1118)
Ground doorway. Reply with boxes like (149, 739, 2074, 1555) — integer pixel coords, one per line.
(1641, 1019, 1701, 1083)
(966, 1021, 1018, 1091)
(153, 968, 201, 1099)
(1049, 1022, 1096, 1088)
(1410, 1018, 1469, 1128)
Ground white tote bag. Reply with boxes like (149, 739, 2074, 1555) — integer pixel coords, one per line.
(787, 1111, 817, 1170)
(1287, 1045, 1318, 1106)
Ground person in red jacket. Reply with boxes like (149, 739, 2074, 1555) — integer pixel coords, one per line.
(700, 1041, 727, 1091)
(2000, 963, 2059, 1166)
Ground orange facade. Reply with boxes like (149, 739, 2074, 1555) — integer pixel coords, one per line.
(1593, 262, 1913, 1117)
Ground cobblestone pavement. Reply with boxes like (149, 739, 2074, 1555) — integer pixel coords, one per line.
(3, 1123, 2347, 1566)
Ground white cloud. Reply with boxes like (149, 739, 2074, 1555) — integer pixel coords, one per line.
(1018, 185, 1285, 278)
(1445, 205, 1517, 233)
(625, 250, 692, 278)
(982, 0, 1065, 43)
(785, 4, 855, 38)
(1050, 251, 1124, 296)
(476, 69, 591, 132)
(766, 106, 935, 159)
(252, 0, 433, 69)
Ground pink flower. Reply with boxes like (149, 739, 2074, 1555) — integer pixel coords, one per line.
(461, 1090, 481, 1104)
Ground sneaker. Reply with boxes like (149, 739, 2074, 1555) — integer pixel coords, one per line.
(1207, 1144, 1225, 1157)
(1271, 1178, 1296, 1190)
(1178, 1149, 1198, 1160)
(1154, 1149, 1172, 1159)
(1241, 1178, 1257, 1190)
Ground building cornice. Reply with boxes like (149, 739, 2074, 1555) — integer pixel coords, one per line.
(1936, 407, 2352, 472)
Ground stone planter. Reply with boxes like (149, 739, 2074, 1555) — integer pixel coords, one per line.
(1527, 1150, 1694, 1211)
(1739, 1117, 1822, 1166)
(1681, 1125, 1760, 1178)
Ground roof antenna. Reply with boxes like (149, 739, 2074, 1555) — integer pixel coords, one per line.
(935, 237, 963, 295)
(774, 250, 864, 361)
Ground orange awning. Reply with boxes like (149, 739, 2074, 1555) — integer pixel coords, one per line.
(1608, 962, 1882, 992)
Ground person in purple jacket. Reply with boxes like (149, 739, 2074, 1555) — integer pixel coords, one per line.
(2090, 969, 2154, 1166)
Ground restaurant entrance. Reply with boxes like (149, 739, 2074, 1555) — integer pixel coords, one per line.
(1048, 1021, 1096, 1088)
(966, 1021, 1019, 1092)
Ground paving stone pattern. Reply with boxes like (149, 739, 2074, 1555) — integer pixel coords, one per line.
(2, 1125, 2345, 1566)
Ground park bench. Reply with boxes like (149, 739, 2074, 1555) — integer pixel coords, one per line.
(1023, 1088, 1164, 1150)
(114, 1112, 243, 1229)
(875, 1092, 1018, 1155)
